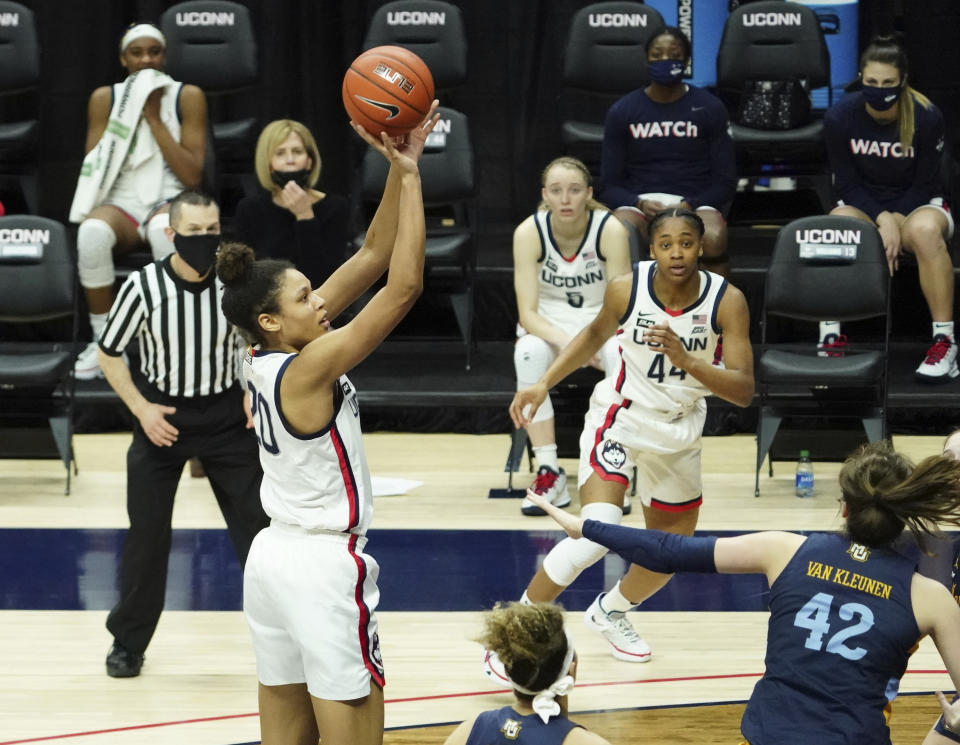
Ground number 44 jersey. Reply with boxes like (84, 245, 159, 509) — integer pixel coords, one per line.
(742, 532, 919, 745)
(614, 261, 725, 420)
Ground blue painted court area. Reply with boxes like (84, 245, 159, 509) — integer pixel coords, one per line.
(2, 527, 951, 613)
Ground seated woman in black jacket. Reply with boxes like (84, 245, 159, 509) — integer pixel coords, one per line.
(234, 119, 348, 288)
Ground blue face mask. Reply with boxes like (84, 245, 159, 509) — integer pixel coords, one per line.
(862, 84, 901, 112)
(648, 59, 685, 86)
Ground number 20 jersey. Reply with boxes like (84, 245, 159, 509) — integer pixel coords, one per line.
(614, 261, 725, 418)
(243, 348, 373, 535)
(742, 532, 919, 745)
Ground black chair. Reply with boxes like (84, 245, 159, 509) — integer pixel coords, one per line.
(0, 216, 79, 494)
(755, 215, 890, 496)
(716, 1, 832, 217)
(0, 1, 39, 214)
(362, 0, 467, 90)
(353, 106, 476, 369)
(160, 0, 258, 207)
(560, 1, 665, 174)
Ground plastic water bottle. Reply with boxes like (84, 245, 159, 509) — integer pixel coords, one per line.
(795, 450, 814, 498)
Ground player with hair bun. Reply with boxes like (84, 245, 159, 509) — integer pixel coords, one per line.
(217, 103, 439, 745)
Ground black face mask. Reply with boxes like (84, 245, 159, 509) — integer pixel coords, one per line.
(271, 168, 312, 189)
(173, 232, 220, 276)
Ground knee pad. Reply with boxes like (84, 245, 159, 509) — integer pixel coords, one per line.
(77, 218, 117, 288)
(515, 334, 555, 422)
(145, 212, 173, 260)
(541, 501, 624, 586)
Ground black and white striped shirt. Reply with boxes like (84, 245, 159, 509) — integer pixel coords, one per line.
(99, 256, 243, 397)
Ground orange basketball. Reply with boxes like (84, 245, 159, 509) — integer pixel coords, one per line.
(342, 45, 435, 139)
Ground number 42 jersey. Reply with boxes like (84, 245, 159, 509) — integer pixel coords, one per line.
(614, 261, 725, 420)
(243, 348, 373, 535)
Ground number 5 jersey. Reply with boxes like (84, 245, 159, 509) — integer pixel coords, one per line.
(742, 532, 918, 745)
(243, 348, 374, 535)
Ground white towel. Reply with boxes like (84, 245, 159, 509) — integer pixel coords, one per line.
(69, 69, 177, 223)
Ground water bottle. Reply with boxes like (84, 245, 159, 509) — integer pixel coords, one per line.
(795, 450, 814, 498)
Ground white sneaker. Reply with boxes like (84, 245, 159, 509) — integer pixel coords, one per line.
(584, 593, 651, 662)
(481, 648, 513, 688)
(74, 341, 104, 380)
(521, 465, 571, 516)
(916, 335, 959, 382)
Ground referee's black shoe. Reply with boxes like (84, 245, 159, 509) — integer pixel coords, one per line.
(106, 641, 144, 678)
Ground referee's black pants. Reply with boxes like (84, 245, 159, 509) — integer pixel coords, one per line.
(106, 384, 269, 655)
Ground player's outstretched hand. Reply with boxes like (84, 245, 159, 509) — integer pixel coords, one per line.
(525, 491, 585, 538)
(397, 100, 441, 162)
(937, 691, 960, 732)
(349, 100, 440, 171)
(509, 382, 548, 429)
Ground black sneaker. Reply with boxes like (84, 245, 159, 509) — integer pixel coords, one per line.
(106, 641, 144, 678)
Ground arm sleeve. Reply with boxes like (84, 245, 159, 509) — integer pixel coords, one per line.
(824, 108, 887, 220)
(582, 520, 718, 573)
(686, 107, 737, 210)
(599, 101, 642, 209)
(98, 274, 144, 356)
(893, 104, 945, 215)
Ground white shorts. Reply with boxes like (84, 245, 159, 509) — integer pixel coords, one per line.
(577, 379, 705, 511)
(103, 174, 179, 238)
(618, 192, 721, 219)
(836, 197, 955, 239)
(243, 521, 385, 700)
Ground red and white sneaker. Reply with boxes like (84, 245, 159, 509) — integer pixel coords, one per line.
(520, 465, 571, 516)
(817, 333, 849, 358)
(584, 593, 651, 662)
(916, 335, 959, 382)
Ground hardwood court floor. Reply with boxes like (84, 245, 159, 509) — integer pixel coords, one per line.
(0, 432, 954, 745)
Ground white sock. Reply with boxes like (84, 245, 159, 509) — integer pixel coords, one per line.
(933, 321, 954, 341)
(819, 321, 841, 343)
(90, 312, 108, 340)
(519, 591, 532, 606)
(533, 444, 559, 472)
(600, 580, 635, 614)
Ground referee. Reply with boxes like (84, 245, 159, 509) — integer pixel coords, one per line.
(97, 189, 268, 678)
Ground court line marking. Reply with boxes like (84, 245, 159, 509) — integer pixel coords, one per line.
(1, 669, 949, 744)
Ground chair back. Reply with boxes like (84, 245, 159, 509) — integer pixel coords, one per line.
(363, 0, 467, 89)
(0, 2, 38, 91)
(0, 216, 73, 322)
(360, 107, 474, 207)
(717, 1, 829, 93)
(562, 2, 665, 93)
(765, 215, 887, 323)
(160, 1, 257, 92)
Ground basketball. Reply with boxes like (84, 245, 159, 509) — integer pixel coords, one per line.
(342, 45, 435, 139)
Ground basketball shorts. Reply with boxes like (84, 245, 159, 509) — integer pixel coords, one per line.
(618, 192, 721, 220)
(103, 174, 179, 238)
(577, 378, 705, 511)
(243, 521, 385, 700)
(836, 197, 955, 239)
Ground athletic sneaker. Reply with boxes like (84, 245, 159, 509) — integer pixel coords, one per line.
(916, 334, 959, 382)
(74, 341, 104, 380)
(481, 648, 513, 688)
(584, 592, 651, 662)
(520, 465, 571, 516)
(817, 333, 849, 358)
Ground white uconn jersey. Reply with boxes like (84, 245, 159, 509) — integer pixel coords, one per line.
(532, 208, 612, 333)
(244, 349, 373, 534)
(614, 261, 726, 419)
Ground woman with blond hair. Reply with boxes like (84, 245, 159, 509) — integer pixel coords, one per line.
(528, 440, 960, 745)
(444, 602, 611, 745)
(234, 119, 348, 287)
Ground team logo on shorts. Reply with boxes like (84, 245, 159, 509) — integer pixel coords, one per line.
(500, 718, 522, 740)
(847, 542, 871, 563)
(600, 440, 626, 469)
(370, 632, 383, 668)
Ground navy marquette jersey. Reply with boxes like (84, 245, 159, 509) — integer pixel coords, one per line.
(599, 85, 736, 210)
(824, 91, 945, 220)
(466, 706, 581, 745)
(742, 533, 919, 745)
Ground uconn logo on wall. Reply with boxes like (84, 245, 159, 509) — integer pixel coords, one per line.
(0, 11, 18, 26)
(743, 11, 803, 27)
(387, 10, 446, 25)
(175, 11, 235, 26)
(588, 12, 649, 27)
